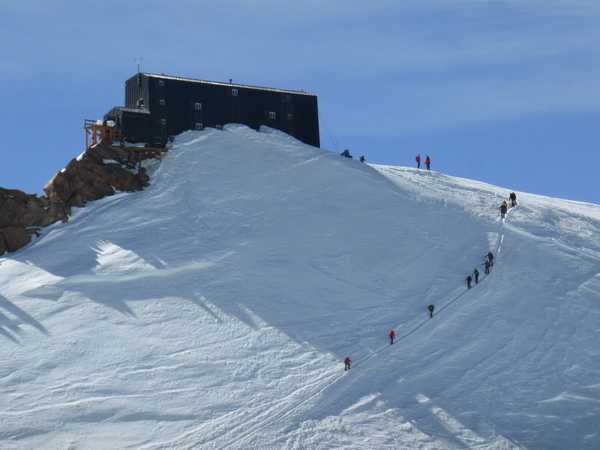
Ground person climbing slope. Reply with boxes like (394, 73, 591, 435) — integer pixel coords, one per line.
(484, 259, 491, 275)
(466, 275, 473, 289)
(509, 192, 517, 207)
(425, 155, 431, 170)
(388, 329, 396, 345)
(487, 251, 494, 267)
(344, 357, 352, 371)
(500, 200, 508, 219)
(473, 268, 480, 284)
(427, 304, 435, 318)
(416, 153, 421, 169)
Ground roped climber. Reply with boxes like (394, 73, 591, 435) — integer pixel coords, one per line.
(388, 329, 396, 345)
(500, 200, 508, 219)
(344, 357, 352, 371)
(487, 251, 494, 267)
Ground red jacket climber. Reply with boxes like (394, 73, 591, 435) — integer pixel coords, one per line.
(388, 329, 396, 345)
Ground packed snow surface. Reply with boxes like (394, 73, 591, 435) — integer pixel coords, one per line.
(1, 125, 599, 449)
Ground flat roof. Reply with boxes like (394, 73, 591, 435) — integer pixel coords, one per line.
(140, 73, 316, 97)
(119, 107, 151, 114)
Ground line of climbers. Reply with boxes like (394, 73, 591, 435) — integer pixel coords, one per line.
(343, 190, 519, 371)
(415, 153, 431, 170)
(339, 150, 432, 171)
(339, 149, 366, 163)
(500, 192, 518, 219)
(466, 251, 494, 289)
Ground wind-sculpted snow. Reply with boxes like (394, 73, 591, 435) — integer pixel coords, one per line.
(0, 125, 598, 449)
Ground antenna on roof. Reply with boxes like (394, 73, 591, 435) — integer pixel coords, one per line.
(134, 56, 144, 74)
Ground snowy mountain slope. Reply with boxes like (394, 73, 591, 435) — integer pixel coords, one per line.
(0, 125, 599, 449)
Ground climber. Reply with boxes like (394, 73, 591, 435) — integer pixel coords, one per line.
(344, 356, 352, 371)
(425, 155, 431, 170)
(473, 268, 480, 284)
(416, 153, 421, 169)
(484, 259, 491, 275)
(340, 149, 352, 159)
(500, 200, 508, 219)
(487, 251, 494, 267)
(509, 192, 517, 207)
(427, 304, 435, 318)
(389, 328, 396, 345)
(359, 155, 366, 163)
(466, 275, 473, 289)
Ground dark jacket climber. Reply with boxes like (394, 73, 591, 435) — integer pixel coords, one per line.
(484, 259, 491, 274)
(487, 251, 494, 267)
(425, 155, 431, 170)
(359, 155, 366, 163)
(344, 357, 352, 371)
(509, 192, 517, 207)
(340, 149, 352, 159)
(388, 329, 396, 345)
(473, 268, 480, 284)
(466, 275, 473, 289)
(416, 153, 421, 169)
(500, 201, 508, 219)
(427, 304, 435, 318)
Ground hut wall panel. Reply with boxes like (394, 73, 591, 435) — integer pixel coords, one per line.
(116, 74, 320, 147)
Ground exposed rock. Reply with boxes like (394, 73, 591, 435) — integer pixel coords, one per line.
(43, 146, 152, 208)
(0, 227, 32, 252)
(0, 188, 63, 228)
(1, 144, 164, 256)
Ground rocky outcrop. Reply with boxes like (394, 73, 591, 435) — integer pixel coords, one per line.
(43, 145, 151, 208)
(1, 144, 163, 256)
(0, 188, 62, 254)
(0, 227, 32, 253)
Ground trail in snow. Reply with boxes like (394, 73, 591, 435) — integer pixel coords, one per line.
(222, 203, 518, 450)
(186, 190, 521, 450)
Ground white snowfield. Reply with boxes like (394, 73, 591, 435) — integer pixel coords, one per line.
(1, 125, 599, 450)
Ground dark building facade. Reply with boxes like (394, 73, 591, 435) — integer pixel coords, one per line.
(105, 73, 320, 147)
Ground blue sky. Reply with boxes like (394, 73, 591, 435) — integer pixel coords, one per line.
(1, 0, 598, 203)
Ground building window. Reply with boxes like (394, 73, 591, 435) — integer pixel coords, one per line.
(136, 98, 145, 108)
(159, 99, 166, 106)
(194, 122, 204, 130)
(231, 88, 239, 96)
(268, 111, 277, 120)
(194, 102, 203, 111)
(158, 79, 165, 87)
(287, 113, 294, 120)
(160, 118, 167, 126)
